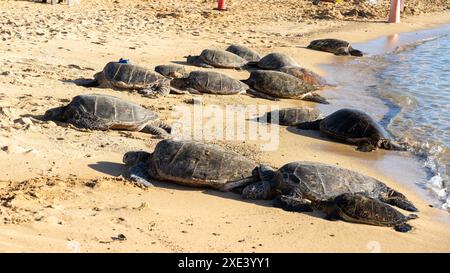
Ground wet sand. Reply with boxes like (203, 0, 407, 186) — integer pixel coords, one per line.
(0, 0, 449, 252)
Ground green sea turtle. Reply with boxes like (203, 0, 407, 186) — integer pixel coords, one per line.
(277, 66, 328, 86)
(242, 161, 418, 232)
(44, 94, 171, 136)
(259, 107, 323, 126)
(154, 64, 189, 79)
(81, 62, 173, 97)
(186, 49, 248, 69)
(171, 70, 249, 95)
(297, 108, 406, 152)
(225, 44, 261, 62)
(123, 140, 260, 189)
(307, 39, 363, 56)
(243, 70, 328, 104)
(255, 53, 299, 70)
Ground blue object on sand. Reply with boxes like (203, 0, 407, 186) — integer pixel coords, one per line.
(118, 58, 131, 64)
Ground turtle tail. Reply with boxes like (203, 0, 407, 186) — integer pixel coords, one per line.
(297, 119, 322, 130)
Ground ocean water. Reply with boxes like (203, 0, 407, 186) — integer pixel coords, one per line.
(321, 28, 450, 211)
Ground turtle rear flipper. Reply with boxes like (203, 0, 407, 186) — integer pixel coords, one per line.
(300, 92, 329, 104)
(296, 119, 322, 130)
(273, 195, 313, 212)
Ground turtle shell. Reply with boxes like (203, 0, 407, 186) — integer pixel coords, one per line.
(149, 140, 258, 188)
(154, 64, 188, 79)
(266, 108, 321, 126)
(319, 109, 390, 141)
(101, 62, 165, 89)
(307, 39, 350, 53)
(257, 53, 298, 70)
(187, 71, 248, 94)
(226, 44, 261, 62)
(273, 161, 385, 201)
(335, 193, 412, 227)
(65, 94, 157, 130)
(200, 49, 248, 68)
(277, 66, 327, 86)
(245, 70, 316, 98)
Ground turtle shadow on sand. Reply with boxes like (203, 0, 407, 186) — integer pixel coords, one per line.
(61, 78, 97, 87)
(88, 161, 125, 177)
(286, 126, 330, 142)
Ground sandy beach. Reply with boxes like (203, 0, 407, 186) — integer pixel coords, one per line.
(0, 0, 450, 252)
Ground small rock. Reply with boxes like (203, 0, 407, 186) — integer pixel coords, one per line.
(111, 234, 126, 241)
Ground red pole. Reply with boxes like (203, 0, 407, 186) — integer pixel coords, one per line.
(388, 0, 401, 23)
(217, 0, 226, 11)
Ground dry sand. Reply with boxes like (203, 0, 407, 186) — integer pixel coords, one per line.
(0, 0, 449, 252)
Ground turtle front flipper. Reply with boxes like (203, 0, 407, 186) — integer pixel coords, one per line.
(273, 194, 313, 212)
(142, 120, 172, 137)
(246, 89, 280, 101)
(334, 47, 351, 56)
(300, 92, 329, 104)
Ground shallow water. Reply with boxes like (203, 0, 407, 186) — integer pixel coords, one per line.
(320, 25, 450, 211)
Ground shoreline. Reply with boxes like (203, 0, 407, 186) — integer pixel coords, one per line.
(316, 22, 450, 214)
(0, 1, 449, 252)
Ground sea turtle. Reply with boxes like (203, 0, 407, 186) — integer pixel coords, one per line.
(186, 49, 248, 69)
(154, 64, 189, 79)
(225, 44, 261, 62)
(44, 94, 171, 136)
(80, 62, 173, 97)
(243, 70, 328, 104)
(307, 39, 363, 56)
(242, 161, 418, 232)
(277, 66, 328, 86)
(123, 139, 260, 190)
(170, 70, 249, 95)
(297, 108, 406, 152)
(255, 53, 299, 70)
(314, 193, 418, 232)
(259, 107, 322, 126)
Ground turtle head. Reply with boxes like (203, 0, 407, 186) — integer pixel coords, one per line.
(349, 47, 363, 57)
(123, 151, 152, 166)
(43, 106, 66, 122)
(185, 55, 198, 64)
(170, 77, 189, 90)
